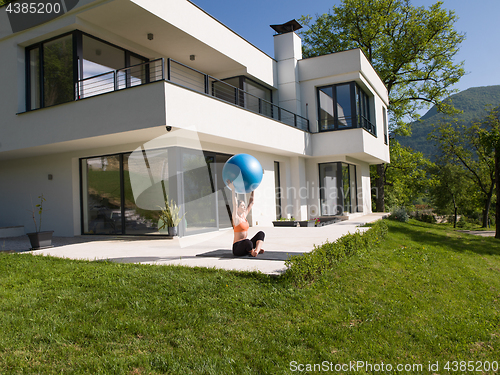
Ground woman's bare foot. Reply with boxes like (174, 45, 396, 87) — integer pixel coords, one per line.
(259, 249, 265, 254)
(250, 249, 258, 257)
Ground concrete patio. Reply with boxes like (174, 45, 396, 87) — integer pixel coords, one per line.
(1, 213, 387, 275)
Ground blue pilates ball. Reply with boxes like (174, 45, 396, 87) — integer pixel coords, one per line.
(222, 154, 263, 194)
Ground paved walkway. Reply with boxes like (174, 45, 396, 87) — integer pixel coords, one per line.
(457, 230, 496, 237)
(1, 213, 387, 275)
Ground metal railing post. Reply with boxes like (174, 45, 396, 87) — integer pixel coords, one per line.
(167, 58, 171, 81)
(113, 71, 118, 91)
(161, 58, 165, 81)
(204, 74, 209, 94)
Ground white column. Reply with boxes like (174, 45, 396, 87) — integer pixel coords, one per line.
(288, 156, 308, 220)
(274, 32, 302, 116)
(358, 162, 372, 214)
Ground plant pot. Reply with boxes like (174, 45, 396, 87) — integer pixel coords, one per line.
(168, 226, 178, 237)
(272, 221, 299, 227)
(27, 231, 54, 250)
(298, 220, 315, 227)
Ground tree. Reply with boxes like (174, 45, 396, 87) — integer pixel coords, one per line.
(431, 117, 495, 228)
(299, 0, 465, 211)
(372, 140, 431, 209)
(428, 162, 474, 228)
(475, 107, 500, 237)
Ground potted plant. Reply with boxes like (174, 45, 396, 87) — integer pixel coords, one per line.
(272, 217, 299, 227)
(298, 218, 316, 227)
(158, 196, 185, 237)
(26, 194, 54, 250)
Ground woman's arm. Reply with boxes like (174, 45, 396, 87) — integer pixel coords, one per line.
(246, 191, 254, 214)
(227, 180, 238, 224)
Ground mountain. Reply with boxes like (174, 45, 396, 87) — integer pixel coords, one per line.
(397, 85, 500, 158)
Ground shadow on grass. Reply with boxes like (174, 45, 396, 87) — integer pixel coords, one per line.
(388, 220, 500, 256)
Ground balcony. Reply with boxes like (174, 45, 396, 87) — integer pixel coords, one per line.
(318, 115, 377, 137)
(76, 58, 309, 132)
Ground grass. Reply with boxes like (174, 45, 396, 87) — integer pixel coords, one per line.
(1, 219, 500, 374)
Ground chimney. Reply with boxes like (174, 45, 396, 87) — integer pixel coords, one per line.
(271, 20, 303, 116)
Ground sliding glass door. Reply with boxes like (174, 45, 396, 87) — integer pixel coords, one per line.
(81, 148, 233, 236)
(319, 162, 358, 215)
(81, 155, 123, 234)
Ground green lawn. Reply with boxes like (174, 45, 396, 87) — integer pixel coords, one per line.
(0, 220, 499, 374)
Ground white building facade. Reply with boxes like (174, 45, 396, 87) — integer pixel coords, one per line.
(0, 0, 390, 237)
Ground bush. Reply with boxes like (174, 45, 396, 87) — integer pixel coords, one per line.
(419, 213, 437, 223)
(284, 220, 388, 286)
(389, 207, 409, 223)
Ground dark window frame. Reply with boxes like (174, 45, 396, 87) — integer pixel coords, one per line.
(318, 161, 358, 216)
(383, 106, 388, 145)
(26, 30, 149, 111)
(317, 81, 376, 136)
(220, 75, 273, 105)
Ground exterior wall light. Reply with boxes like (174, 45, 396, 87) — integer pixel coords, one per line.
(147, 33, 154, 40)
(190, 55, 195, 61)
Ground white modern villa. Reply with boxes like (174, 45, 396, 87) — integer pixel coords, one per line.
(0, 0, 389, 238)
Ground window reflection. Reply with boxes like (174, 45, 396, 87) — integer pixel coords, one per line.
(319, 162, 358, 215)
(318, 82, 374, 134)
(43, 35, 74, 107)
(82, 155, 122, 234)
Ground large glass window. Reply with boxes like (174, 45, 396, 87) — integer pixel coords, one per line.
(82, 149, 171, 235)
(336, 84, 352, 129)
(26, 31, 148, 110)
(28, 48, 40, 110)
(213, 76, 273, 116)
(383, 106, 388, 144)
(43, 34, 74, 107)
(124, 149, 170, 234)
(27, 33, 74, 109)
(215, 153, 233, 229)
(182, 151, 217, 235)
(318, 82, 375, 135)
(244, 78, 273, 117)
(319, 162, 358, 215)
(318, 87, 334, 130)
(82, 155, 123, 235)
(81, 148, 237, 236)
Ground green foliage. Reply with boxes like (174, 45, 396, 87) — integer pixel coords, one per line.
(43, 36, 74, 106)
(372, 140, 432, 209)
(284, 220, 388, 286)
(389, 207, 410, 223)
(430, 110, 497, 227)
(417, 213, 437, 224)
(398, 85, 500, 158)
(158, 196, 184, 228)
(427, 162, 476, 227)
(299, 0, 465, 130)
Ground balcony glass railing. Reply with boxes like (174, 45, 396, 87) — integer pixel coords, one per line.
(319, 115, 376, 136)
(75, 58, 310, 132)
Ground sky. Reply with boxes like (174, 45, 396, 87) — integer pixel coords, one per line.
(190, 0, 500, 95)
